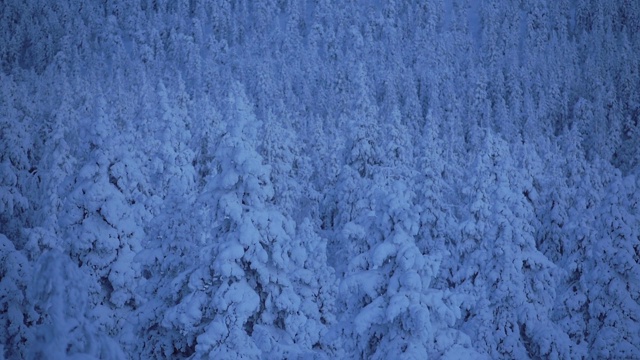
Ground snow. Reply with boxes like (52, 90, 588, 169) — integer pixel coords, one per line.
(1, 0, 639, 358)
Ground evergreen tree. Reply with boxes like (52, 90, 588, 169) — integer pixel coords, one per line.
(0, 234, 33, 359)
(28, 249, 125, 359)
(135, 190, 205, 358)
(587, 168, 640, 358)
(456, 133, 570, 359)
(0, 74, 33, 240)
(57, 94, 147, 351)
(149, 83, 334, 359)
(331, 180, 477, 359)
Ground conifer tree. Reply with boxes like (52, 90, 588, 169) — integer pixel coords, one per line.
(148, 83, 334, 358)
(586, 169, 640, 358)
(28, 250, 125, 359)
(0, 235, 33, 359)
(332, 180, 477, 359)
(57, 94, 147, 351)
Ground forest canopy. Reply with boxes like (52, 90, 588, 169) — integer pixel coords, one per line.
(1, 0, 639, 359)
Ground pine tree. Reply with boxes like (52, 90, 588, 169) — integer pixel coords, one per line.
(483, 137, 569, 359)
(0, 74, 33, 240)
(344, 63, 382, 179)
(28, 250, 125, 359)
(456, 133, 570, 359)
(586, 168, 640, 358)
(331, 180, 477, 359)
(135, 190, 205, 358)
(0, 234, 33, 359)
(57, 94, 147, 351)
(154, 83, 335, 358)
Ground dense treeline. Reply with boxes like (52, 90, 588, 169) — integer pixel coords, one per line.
(1, 0, 639, 358)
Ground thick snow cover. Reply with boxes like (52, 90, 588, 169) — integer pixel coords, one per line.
(1, 0, 639, 359)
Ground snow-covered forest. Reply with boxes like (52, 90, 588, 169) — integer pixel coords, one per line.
(1, 0, 639, 358)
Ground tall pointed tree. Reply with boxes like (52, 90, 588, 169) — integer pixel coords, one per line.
(331, 180, 477, 359)
(144, 83, 335, 359)
(586, 168, 640, 358)
(28, 249, 125, 359)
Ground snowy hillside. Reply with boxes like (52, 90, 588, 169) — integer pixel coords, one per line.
(1, 0, 639, 359)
